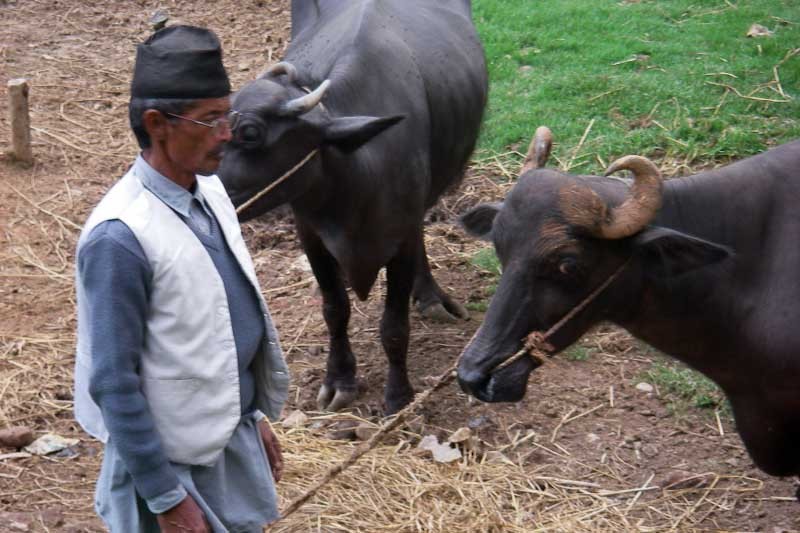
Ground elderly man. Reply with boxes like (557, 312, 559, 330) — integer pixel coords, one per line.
(73, 26, 289, 532)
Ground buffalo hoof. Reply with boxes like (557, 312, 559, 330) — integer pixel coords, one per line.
(417, 299, 470, 323)
(384, 385, 415, 415)
(317, 383, 358, 411)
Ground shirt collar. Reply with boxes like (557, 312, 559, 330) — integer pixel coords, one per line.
(133, 155, 206, 218)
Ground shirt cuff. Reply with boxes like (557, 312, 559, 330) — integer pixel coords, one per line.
(145, 484, 188, 515)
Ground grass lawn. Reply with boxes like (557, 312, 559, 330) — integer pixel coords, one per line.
(472, 0, 799, 170)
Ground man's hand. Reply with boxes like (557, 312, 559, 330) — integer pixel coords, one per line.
(259, 418, 284, 482)
(157, 494, 210, 533)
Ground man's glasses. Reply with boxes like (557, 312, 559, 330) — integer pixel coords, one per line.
(165, 111, 239, 136)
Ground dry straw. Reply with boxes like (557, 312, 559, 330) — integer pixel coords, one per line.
(267, 417, 765, 532)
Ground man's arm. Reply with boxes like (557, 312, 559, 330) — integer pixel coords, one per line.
(79, 220, 186, 512)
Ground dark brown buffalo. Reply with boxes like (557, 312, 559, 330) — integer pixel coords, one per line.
(219, 0, 488, 413)
(458, 127, 800, 477)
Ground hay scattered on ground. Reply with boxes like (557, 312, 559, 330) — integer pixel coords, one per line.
(269, 416, 766, 532)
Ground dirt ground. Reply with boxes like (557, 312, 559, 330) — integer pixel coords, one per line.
(1, 1, 798, 532)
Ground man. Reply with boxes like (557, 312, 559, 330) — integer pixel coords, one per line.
(73, 25, 290, 532)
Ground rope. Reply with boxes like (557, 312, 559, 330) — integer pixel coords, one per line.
(235, 149, 319, 216)
(266, 362, 458, 529)
(263, 259, 632, 529)
(495, 258, 632, 372)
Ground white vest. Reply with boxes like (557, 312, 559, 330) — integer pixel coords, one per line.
(74, 168, 289, 466)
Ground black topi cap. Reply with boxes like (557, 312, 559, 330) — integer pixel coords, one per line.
(131, 25, 230, 99)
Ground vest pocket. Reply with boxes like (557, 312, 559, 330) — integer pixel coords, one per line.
(141, 378, 203, 436)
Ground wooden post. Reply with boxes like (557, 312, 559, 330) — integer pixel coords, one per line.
(8, 78, 33, 165)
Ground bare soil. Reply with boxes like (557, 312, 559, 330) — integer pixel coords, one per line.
(0, 1, 797, 531)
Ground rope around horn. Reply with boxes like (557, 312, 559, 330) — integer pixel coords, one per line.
(235, 149, 319, 216)
(263, 259, 631, 529)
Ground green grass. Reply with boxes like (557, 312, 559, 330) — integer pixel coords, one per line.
(565, 344, 593, 361)
(466, 247, 502, 311)
(643, 357, 729, 415)
(473, 0, 800, 169)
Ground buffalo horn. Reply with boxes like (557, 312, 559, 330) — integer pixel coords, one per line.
(260, 61, 298, 82)
(599, 155, 663, 239)
(280, 79, 331, 117)
(520, 126, 553, 174)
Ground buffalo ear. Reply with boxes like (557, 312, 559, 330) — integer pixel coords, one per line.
(323, 115, 404, 153)
(460, 202, 503, 241)
(633, 226, 732, 278)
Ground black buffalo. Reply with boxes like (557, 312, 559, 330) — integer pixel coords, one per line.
(458, 127, 800, 477)
(219, 0, 487, 413)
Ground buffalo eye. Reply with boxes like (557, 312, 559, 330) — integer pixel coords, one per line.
(236, 124, 262, 145)
(557, 257, 579, 278)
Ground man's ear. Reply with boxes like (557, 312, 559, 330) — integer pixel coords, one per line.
(322, 115, 404, 153)
(142, 109, 170, 143)
(633, 226, 732, 278)
(460, 202, 503, 241)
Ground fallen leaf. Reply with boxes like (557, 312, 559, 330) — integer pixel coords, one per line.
(746, 23, 773, 38)
(417, 434, 461, 463)
(23, 434, 79, 456)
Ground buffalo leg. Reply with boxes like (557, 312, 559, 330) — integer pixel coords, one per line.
(382, 236, 417, 414)
(412, 226, 469, 322)
(297, 224, 358, 411)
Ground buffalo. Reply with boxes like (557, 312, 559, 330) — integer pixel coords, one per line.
(458, 127, 800, 478)
(219, 0, 488, 413)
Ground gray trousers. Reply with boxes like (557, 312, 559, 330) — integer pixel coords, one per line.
(95, 411, 280, 533)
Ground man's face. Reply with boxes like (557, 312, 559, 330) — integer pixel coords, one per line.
(164, 96, 232, 177)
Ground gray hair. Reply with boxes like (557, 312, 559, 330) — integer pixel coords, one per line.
(129, 97, 199, 149)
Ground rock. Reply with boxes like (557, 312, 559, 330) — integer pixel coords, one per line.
(641, 443, 659, 458)
(53, 446, 79, 458)
(635, 382, 654, 393)
(586, 432, 600, 444)
(467, 415, 490, 429)
(149, 9, 169, 31)
(281, 410, 309, 429)
(0, 426, 35, 448)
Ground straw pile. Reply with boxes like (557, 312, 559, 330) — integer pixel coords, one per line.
(266, 413, 766, 532)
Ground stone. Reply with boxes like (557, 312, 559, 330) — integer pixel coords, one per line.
(0, 426, 35, 448)
(635, 382, 654, 393)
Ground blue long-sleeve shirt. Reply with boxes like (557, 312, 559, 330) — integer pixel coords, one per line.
(79, 156, 266, 509)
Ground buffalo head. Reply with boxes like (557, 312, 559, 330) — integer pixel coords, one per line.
(457, 127, 730, 403)
(218, 62, 404, 220)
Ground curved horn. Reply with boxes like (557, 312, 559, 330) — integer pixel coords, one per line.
(598, 155, 663, 239)
(279, 79, 331, 117)
(260, 61, 298, 82)
(520, 126, 553, 174)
